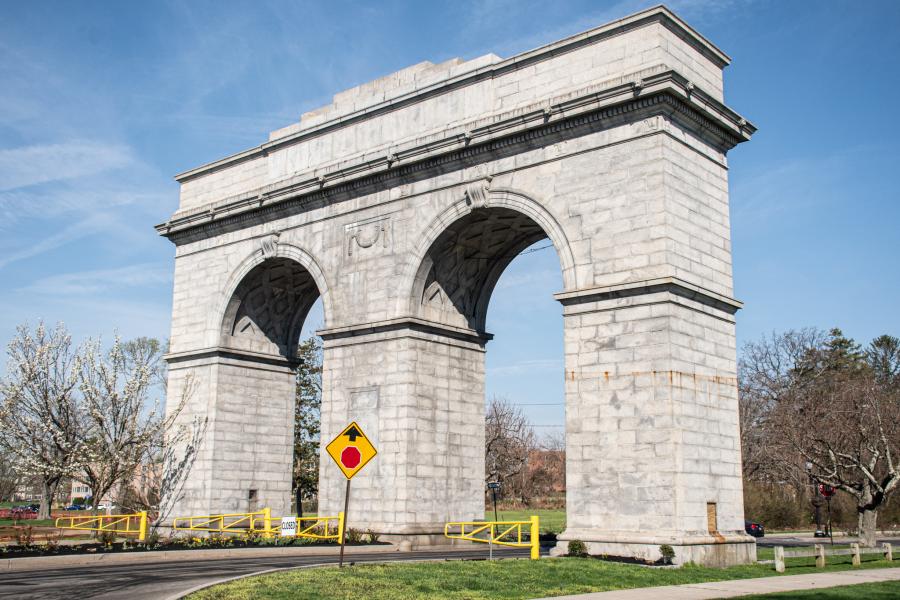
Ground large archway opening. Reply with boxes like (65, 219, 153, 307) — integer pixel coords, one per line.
(484, 240, 565, 517)
(412, 202, 567, 527)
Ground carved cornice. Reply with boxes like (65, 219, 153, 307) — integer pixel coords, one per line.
(156, 71, 754, 243)
(317, 316, 493, 345)
(554, 277, 743, 315)
(164, 346, 297, 369)
(172, 6, 729, 185)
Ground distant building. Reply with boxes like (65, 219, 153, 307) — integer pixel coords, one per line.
(69, 481, 91, 502)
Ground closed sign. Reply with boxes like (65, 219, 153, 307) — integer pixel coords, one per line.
(280, 516, 297, 537)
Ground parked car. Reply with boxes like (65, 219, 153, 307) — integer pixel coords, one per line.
(745, 520, 765, 537)
(64, 504, 85, 511)
(97, 503, 117, 510)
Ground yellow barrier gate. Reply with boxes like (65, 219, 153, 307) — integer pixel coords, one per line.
(173, 508, 273, 537)
(173, 508, 344, 542)
(254, 513, 345, 541)
(55, 511, 148, 542)
(445, 516, 540, 560)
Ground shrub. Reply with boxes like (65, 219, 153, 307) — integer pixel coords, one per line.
(659, 544, 675, 564)
(14, 526, 34, 548)
(98, 530, 116, 548)
(45, 530, 61, 552)
(345, 528, 364, 544)
(566, 539, 588, 557)
(242, 529, 263, 545)
(144, 530, 161, 549)
(365, 529, 380, 544)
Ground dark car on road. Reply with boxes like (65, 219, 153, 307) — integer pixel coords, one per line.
(745, 520, 765, 537)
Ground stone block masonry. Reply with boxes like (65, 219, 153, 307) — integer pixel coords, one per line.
(159, 5, 756, 565)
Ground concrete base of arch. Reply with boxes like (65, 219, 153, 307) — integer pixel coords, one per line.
(550, 532, 757, 566)
(165, 348, 295, 521)
(316, 319, 490, 536)
(553, 279, 756, 566)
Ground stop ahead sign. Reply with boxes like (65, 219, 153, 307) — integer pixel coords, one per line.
(326, 421, 377, 479)
(341, 446, 361, 469)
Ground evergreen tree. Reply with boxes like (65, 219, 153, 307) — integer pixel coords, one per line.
(293, 337, 322, 517)
(867, 335, 900, 385)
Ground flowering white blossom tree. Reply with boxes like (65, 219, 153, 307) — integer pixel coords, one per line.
(116, 374, 206, 533)
(0, 439, 21, 502)
(76, 336, 188, 513)
(0, 323, 83, 518)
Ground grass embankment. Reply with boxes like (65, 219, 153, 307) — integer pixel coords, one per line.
(190, 556, 900, 600)
(741, 580, 900, 599)
(496, 510, 565, 534)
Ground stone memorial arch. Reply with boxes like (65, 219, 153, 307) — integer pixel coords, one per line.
(159, 6, 756, 565)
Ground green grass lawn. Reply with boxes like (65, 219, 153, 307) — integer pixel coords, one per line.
(496, 509, 565, 534)
(739, 580, 900, 599)
(0, 519, 56, 527)
(189, 556, 900, 600)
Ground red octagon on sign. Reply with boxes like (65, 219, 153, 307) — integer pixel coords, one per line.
(341, 446, 361, 469)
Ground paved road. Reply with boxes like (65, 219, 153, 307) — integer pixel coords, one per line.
(4, 537, 898, 600)
(0, 547, 529, 600)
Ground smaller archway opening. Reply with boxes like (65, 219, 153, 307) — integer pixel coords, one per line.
(220, 256, 325, 517)
(221, 257, 322, 361)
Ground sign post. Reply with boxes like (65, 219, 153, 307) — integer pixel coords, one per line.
(487, 481, 501, 523)
(326, 421, 378, 568)
(819, 484, 835, 545)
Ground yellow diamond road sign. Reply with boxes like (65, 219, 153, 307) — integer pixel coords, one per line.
(326, 421, 377, 480)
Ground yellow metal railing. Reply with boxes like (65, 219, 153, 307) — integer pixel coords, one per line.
(173, 508, 345, 542)
(445, 516, 540, 560)
(55, 511, 148, 542)
(252, 513, 345, 541)
(173, 508, 273, 537)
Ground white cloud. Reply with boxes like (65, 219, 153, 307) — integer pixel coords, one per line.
(17, 263, 172, 296)
(0, 141, 136, 192)
(0, 213, 117, 270)
(0, 183, 170, 230)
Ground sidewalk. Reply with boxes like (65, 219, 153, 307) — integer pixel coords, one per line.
(536, 568, 900, 599)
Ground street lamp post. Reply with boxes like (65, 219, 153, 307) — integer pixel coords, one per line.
(806, 462, 826, 537)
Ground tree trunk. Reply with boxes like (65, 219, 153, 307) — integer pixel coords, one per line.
(38, 479, 56, 520)
(857, 507, 878, 548)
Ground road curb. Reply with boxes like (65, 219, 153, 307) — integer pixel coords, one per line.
(0, 543, 400, 572)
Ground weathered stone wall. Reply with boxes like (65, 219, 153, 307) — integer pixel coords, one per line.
(160, 6, 755, 564)
(318, 331, 485, 533)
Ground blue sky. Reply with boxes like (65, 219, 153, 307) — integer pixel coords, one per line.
(2, 0, 898, 434)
